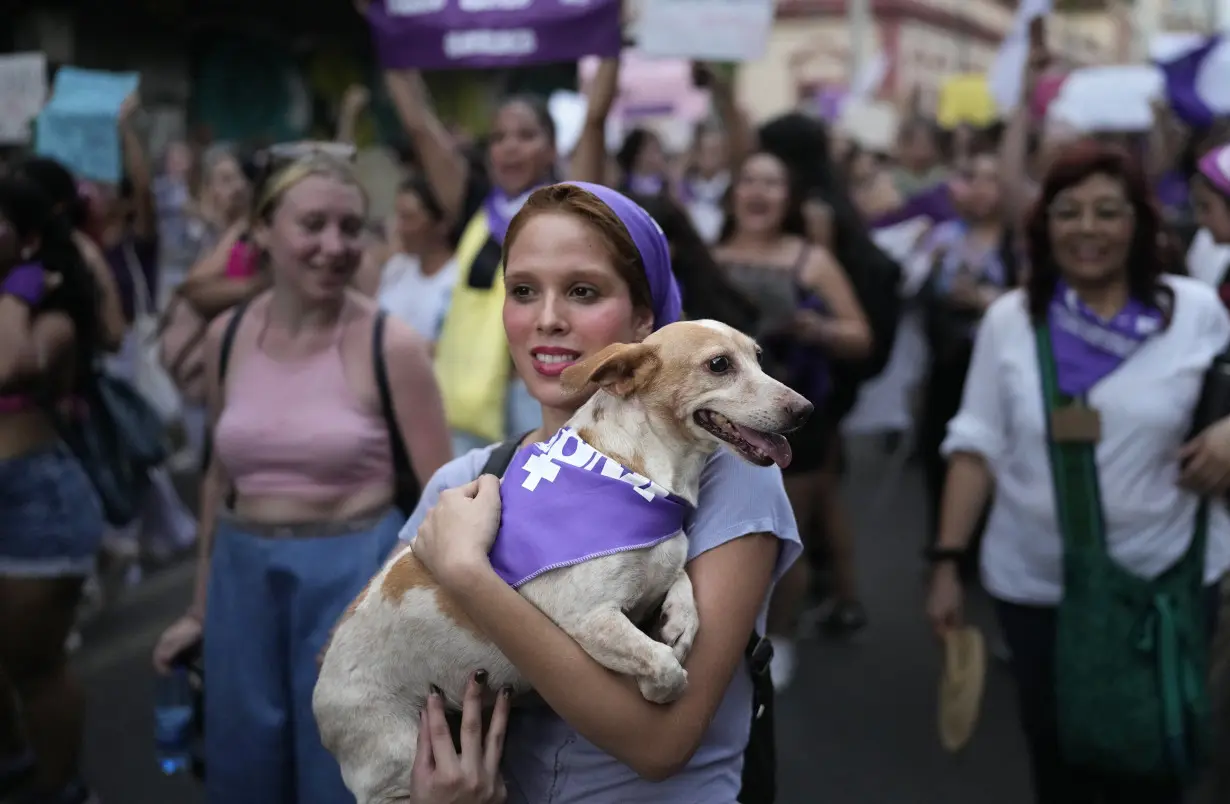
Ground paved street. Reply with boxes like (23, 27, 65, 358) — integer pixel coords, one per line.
(74, 437, 1035, 803)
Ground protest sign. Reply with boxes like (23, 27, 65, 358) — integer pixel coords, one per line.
(35, 67, 139, 183)
(636, 0, 773, 62)
(368, 0, 621, 71)
(0, 53, 48, 144)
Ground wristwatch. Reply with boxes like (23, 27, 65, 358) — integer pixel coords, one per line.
(925, 546, 967, 565)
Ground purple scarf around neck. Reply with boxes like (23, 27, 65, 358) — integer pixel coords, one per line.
(489, 427, 692, 588)
(1047, 281, 1164, 398)
(484, 186, 538, 245)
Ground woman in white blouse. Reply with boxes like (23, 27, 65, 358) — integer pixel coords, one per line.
(926, 140, 1230, 803)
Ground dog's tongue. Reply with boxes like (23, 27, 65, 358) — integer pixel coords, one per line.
(735, 425, 793, 469)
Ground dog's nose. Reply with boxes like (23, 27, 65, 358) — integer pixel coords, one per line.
(787, 398, 814, 428)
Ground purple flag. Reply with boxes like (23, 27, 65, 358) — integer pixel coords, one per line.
(367, 0, 622, 71)
(870, 181, 958, 230)
(489, 427, 691, 588)
(1048, 282, 1163, 398)
(1157, 35, 1222, 128)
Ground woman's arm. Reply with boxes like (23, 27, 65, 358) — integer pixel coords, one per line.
(0, 293, 76, 393)
(383, 69, 469, 224)
(119, 96, 157, 242)
(934, 453, 994, 556)
(178, 225, 265, 318)
(797, 248, 873, 359)
(569, 58, 620, 184)
(436, 520, 778, 780)
(383, 315, 453, 484)
(335, 85, 370, 145)
(73, 232, 126, 351)
(705, 64, 753, 169)
(187, 311, 238, 620)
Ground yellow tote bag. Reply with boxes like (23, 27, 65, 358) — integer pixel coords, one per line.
(434, 213, 510, 443)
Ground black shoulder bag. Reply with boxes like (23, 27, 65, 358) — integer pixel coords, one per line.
(479, 438, 777, 803)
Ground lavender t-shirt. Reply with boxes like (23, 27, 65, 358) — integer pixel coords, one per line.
(399, 446, 801, 803)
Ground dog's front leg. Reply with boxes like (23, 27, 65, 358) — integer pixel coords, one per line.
(569, 605, 687, 703)
(656, 572, 700, 666)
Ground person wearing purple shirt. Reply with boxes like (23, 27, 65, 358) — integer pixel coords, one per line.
(403, 182, 801, 803)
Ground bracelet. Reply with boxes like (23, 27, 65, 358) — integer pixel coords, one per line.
(1, 263, 45, 307)
(925, 546, 967, 564)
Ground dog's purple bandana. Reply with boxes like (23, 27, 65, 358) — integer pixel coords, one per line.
(489, 427, 691, 588)
(1047, 281, 1163, 398)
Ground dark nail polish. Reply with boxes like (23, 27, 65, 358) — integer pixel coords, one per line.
(430, 684, 442, 697)
(474, 669, 489, 687)
(500, 686, 513, 699)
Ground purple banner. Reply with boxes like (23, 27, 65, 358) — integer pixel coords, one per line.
(368, 0, 622, 71)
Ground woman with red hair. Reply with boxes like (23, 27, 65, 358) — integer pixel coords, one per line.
(927, 140, 1230, 802)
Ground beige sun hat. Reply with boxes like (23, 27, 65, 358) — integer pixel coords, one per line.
(938, 625, 987, 752)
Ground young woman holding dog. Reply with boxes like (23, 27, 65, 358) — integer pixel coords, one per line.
(402, 181, 802, 803)
(151, 154, 453, 804)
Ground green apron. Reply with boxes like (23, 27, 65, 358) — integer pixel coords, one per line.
(1034, 323, 1213, 781)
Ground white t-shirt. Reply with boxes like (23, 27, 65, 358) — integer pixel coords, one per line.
(1187, 226, 1230, 288)
(377, 252, 458, 342)
(942, 276, 1230, 605)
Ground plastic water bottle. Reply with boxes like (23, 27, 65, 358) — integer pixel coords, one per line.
(153, 668, 194, 775)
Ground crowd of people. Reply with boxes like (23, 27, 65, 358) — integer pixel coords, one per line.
(2, 15, 1230, 804)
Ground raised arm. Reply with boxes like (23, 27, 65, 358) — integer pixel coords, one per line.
(569, 57, 620, 184)
(384, 69, 469, 225)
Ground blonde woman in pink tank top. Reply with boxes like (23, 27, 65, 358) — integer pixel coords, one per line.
(150, 154, 453, 804)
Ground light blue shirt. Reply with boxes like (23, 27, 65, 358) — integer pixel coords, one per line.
(398, 445, 801, 803)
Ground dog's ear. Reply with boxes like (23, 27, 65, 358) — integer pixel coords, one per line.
(560, 343, 660, 397)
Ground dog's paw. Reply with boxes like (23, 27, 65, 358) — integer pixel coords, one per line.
(658, 598, 699, 665)
(637, 646, 688, 704)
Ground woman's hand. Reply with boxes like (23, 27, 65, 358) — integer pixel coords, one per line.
(791, 308, 830, 345)
(926, 563, 964, 641)
(153, 613, 203, 674)
(1178, 416, 1230, 495)
(411, 672, 511, 804)
(413, 476, 503, 589)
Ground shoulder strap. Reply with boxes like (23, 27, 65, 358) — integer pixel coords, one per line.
(373, 310, 413, 483)
(217, 299, 251, 385)
(1034, 324, 1208, 558)
(1034, 324, 1104, 551)
(481, 433, 532, 478)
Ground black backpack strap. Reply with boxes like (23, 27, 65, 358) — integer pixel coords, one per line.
(740, 629, 777, 804)
(373, 311, 421, 514)
(217, 299, 250, 386)
(212, 299, 250, 504)
(481, 432, 533, 478)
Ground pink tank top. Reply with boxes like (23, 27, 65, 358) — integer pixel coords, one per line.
(224, 241, 259, 279)
(212, 315, 393, 497)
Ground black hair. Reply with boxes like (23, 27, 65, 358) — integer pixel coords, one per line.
(617, 128, 658, 176)
(0, 174, 100, 387)
(497, 94, 557, 147)
(757, 112, 900, 287)
(15, 157, 88, 230)
(397, 175, 445, 222)
(717, 150, 808, 243)
(628, 191, 759, 334)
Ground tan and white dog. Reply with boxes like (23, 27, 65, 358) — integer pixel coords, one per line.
(313, 320, 812, 804)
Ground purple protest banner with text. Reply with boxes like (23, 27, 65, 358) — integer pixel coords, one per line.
(368, 0, 622, 71)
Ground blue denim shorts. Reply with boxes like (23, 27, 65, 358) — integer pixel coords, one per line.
(0, 443, 104, 577)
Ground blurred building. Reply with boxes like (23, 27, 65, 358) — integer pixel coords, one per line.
(736, 0, 1132, 121)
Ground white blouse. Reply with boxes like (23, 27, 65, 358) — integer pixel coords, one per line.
(942, 276, 1230, 605)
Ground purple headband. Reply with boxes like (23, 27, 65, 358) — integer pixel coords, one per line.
(1198, 144, 1230, 198)
(564, 181, 682, 330)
